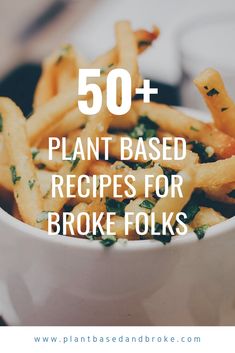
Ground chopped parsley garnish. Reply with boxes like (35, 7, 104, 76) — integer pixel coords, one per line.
(162, 167, 177, 183)
(55, 44, 72, 64)
(152, 167, 177, 200)
(43, 189, 50, 199)
(86, 228, 102, 240)
(190, 126, 199, 132)
(135, 160, 153, 169)
(0, 113, 3, 132)
(28, 179, 36, 190)
(180, 199, 200, 224)
(37, 163, 46, 170)
(154, 234, 172, 244)
(152, 187, 165, 200)
(188, 141, 216, 163)
(66, 151, 80, 171)
(100, 234, 117, 247)
(70, 157, 80, 171)
(26, 111, 32, 119)
(207, 88, 219, 96)
(105, 198, 127, 217)
(194, 224, 209, 240)
(139, 199, 155, 210)
(227, 190, 235, 198)
(36, 211, 50, 223)
(63, 204, 74, 213)
(125, 159, 153, 170)
(138, 40, 151, 47)
(129, 115, 159, 140)
(153, 223, 172, 244)
(113, 162, 126, 170)
(85, 233, 94, 241)
(10, 166, 21, 184)
(221, 107, 228, 112)
(31, 148, 40, 160)
(100, 63, 113, 74)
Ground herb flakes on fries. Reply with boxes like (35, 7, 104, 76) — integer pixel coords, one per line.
(0, 21, 234, 246)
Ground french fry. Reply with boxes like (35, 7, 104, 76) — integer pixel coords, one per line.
(0, 165, 53, 197)
(0, 98, 46, 229)
(103, 215, 139, 240)
(175, 222, 193, 235)
(194, 68, 235, 137)
(126, 196, 152, 219)
(157, 129, 176, 144)
(109, 108, 139, 130)
(28, 76, 107, 145)
(152, 167, 196, 226)
(45, 110, 87, 139)
(50, 106, 139, 138)
(44, 20, 139, 213)
(67, 201, 106, 236)
(133, 101, 235, 159)
(107, 199, 149, 240)
(32, 149, 62, 171)
(203, 182, 235, 204)
(91, 26, 159, 68)
(37, 170, 54, 198)
(0, 165, 13, 191)
(190, 207, 226, 228)
(195, 156, 235, 187)
(103, 216, 126, 238)
(66, 202, 90, 236)
(33, 52, 57, 109)
(56, 45, 78, 93)
(88, 160, 114, 176)
(30, 25, 158, 143)
(33, 45, 81, 109)
(135, 26, 160, 53)
(0, 133, 8, 165)
(30, 80, 78, 143)
(131, 164, 163, 195)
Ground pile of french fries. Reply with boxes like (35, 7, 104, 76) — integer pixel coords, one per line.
(0, 21, 234, 240)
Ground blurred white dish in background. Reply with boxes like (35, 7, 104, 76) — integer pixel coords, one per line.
(68, 0, 184, 86)
(68, 0, 235, 88)
(180, 16, 235, 110)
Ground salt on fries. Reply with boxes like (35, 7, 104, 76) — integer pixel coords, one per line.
(0, 20, 234, 243)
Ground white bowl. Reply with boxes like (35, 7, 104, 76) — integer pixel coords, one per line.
(0, 107, 234, 325)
